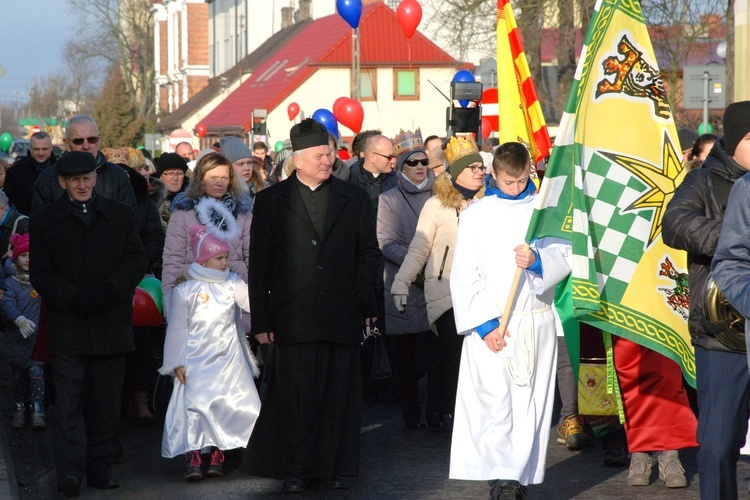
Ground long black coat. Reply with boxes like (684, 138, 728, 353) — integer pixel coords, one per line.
(249, 172, 380, 345)
(29, 195, 148, 356)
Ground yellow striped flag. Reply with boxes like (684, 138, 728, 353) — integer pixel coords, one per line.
(525, 0, 694, 385)
(496, 0, 553, 163)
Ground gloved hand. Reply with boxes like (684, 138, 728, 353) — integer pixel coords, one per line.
(393, 294, 407, 313)
(15, 315, 36, 339)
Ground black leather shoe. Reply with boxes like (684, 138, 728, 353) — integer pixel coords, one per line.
(87, 475, 120, 489)
(57, 474, 81, 497)
(324, 476, 347, 489)
(282, 476, 305, 493)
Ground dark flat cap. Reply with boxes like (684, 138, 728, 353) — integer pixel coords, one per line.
(290, 118, 329, 151)
(57, 151, 98, 176)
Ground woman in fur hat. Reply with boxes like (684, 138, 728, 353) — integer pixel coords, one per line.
(161, 153, 252, 320)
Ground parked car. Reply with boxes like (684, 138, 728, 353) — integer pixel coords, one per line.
(9, 139, 30, 160)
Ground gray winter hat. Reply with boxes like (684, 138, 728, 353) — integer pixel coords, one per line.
(219, 137, 253, 163)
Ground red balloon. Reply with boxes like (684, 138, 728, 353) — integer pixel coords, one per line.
(132, 287, 163, 327)
(397, 0, 422, 39)
(337, 99, 364, 134)
(196, 123, 207, 139)
(332, 97, 349, 120)
(287, 102, 300, 121)
(481, 117, 493, 139)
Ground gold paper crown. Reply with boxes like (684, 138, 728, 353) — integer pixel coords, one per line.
(102, 147, 130, 166)
(443, 135, 479, 166)
(127, 147, 148, 170)
(392, 128, 424, 156)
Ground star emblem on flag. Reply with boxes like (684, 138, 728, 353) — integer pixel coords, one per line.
(600, 131, 685, 246)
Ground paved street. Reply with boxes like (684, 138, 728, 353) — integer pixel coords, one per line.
(1, 362, 748, 499)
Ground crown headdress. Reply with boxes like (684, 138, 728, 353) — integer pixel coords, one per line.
(443, 135, 479, 166)
(392, 128, 424, 157)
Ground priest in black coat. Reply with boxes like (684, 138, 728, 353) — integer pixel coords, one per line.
(246, 119, 380, 493)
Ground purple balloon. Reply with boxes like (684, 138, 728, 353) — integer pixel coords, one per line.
(312, 108, 339, 140)
(337, 0, 362, 29)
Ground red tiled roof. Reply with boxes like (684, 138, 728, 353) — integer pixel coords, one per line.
(199, 2, 458, 132)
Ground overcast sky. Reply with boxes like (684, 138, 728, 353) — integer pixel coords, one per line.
(0, 1, 75, 104)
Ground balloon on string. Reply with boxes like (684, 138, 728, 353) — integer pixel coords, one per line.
(336, 0, 362, 29)
(452, 70, 476, 108)
(397, 0, 422, 39)
(274, 140, 285, 153)
(312, 108, 339, 140)
(132, 287, 163, 327)
(287, 102, 300, 121)
(196, 123, 207, 138)
(337, 99, 364, 134)
(481, 118, 492, 139)
(0, 133, 12, 153)
(333, 97, 349, 119)
(137, 276, 163, 315)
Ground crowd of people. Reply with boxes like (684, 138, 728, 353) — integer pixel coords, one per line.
(1, 105, 750, 499)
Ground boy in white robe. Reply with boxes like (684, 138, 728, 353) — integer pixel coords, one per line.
(449, 142, 571, 500)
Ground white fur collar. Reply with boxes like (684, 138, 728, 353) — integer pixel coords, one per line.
(194, 197, 240, 242)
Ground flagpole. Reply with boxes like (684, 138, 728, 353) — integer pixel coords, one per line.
(498, 244, 529, 337)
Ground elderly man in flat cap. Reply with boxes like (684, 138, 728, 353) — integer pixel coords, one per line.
(30, 151, 148, 497)
(246, 118, 380, 493)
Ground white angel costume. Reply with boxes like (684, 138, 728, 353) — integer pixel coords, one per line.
(160, 262, 261, 458)
(448, 192, 571, 485)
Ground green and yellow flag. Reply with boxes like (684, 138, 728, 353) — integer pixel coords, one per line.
(526, 0, 694, 385)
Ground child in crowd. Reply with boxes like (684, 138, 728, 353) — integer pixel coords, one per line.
(159, 225, 260, 481)
(0, 233, 44, 430)
(449, 143, 571, 500)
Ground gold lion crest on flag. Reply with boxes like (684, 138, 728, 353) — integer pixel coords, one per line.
(595, 34, 671, 120)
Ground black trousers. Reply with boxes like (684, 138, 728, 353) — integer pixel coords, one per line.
(51, 353, 126, 482)
(385, 332, 429, 426)
(695, 345, 750, 500)
(429, 309, 464, 416)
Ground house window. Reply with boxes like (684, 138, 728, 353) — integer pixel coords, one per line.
(394, 68, 419, 100)
(359, 68, 377, 101)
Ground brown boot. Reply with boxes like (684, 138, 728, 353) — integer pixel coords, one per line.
(132, 390, 154, 426)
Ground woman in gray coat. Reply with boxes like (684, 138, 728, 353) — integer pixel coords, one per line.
(377, 130, 436, 430)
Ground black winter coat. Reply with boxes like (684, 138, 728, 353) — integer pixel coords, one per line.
(662, 138, 747, 352)
(249, 172, 381, 346)
(29, 195, 148, 356)
(122, 165, 165, 272)
(348, 159, 398, 225)
(5, 152, 57, 216)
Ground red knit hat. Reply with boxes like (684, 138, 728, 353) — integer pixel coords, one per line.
(9, 233, 29, 261)
(189, 225, 230, 264)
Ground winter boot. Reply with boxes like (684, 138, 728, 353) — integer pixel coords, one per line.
(31, 402, 46, 431)
(184, 450, 203, 481)
(207, 447, 225, 477)
(11, 402, 25, 429)
(132, 389, 154, 426)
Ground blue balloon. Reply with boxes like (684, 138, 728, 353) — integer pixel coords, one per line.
(453, 70, 476, 108)
(337, 0, 362, 29)
(312, 108, 339, 140)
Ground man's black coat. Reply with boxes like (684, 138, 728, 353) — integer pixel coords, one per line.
(249, 172, 380, 345)
(30, 195, 148, 356)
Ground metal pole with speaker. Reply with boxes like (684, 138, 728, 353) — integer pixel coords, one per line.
(446, 81, 483, 146)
